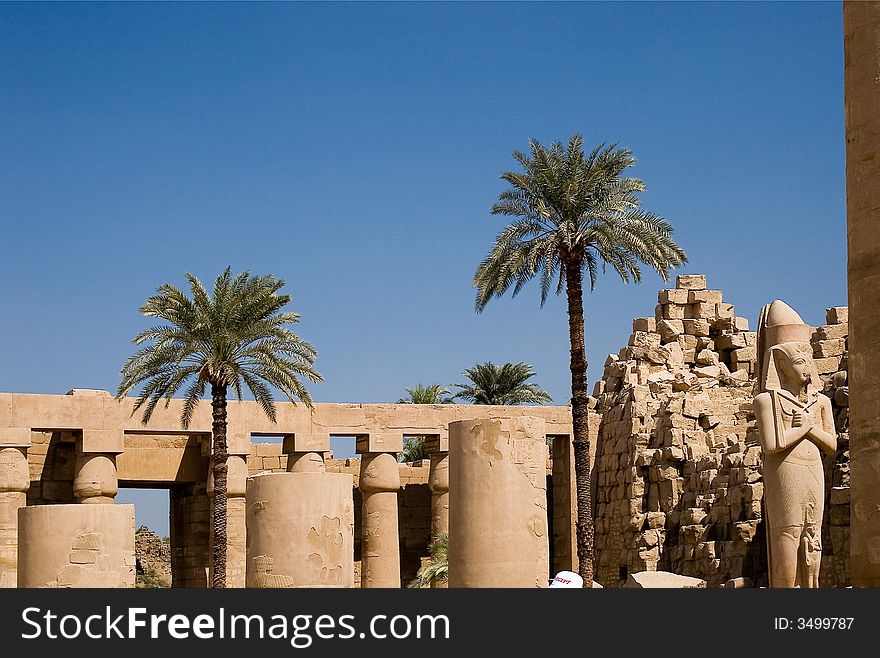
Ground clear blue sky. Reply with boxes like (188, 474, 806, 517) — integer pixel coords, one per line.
(0, 2, 846, 534)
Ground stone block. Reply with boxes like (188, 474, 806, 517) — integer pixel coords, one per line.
(423, 435, 449, 454)
(632, 317, 657, 333)
(814, 356, 842, 375)
(662, 304, 686, 320)
(814, 338, 845, 358)
(356, 433, 404, 454)
(734, 316, 750, 331)
(80, 429, 124, 454)
(281, 433, 330, 454)
(687, 303, 717, 320)
(624, 571, 706, 588)
(717, 303, 735, 320)
(688, 289, 723, 304)
(0, 428, 31, 448)
(659, 289, 689, 304)
(675, 274, 707, 290)
(629, 331, 662, 349)
(657, 319, 683, 343)
(825, 306, 848, 325)
(816, 324, 848, 341)
(714, 334, 747, 351)
(732, 345, 756, 364)
(682, 319, 711, 337)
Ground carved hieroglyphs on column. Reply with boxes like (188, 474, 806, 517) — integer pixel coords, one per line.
(754, 301, 837, 587)
(845, 0, 880, 587)
(17, 504, 136, 588)
(246, 472, 354, 588)
(358, 433, 402, 588)
(448, 417, 549, 588)
(0, 428, 30, 588)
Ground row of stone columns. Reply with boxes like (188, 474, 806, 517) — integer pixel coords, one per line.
(3, 419, 541, 588)
(0, 428, 30, 588)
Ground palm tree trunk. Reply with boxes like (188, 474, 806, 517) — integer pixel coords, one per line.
(210, 382, 229, 588)
(563, 256, 594, 588)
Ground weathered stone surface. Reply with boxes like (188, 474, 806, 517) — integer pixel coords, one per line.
(675, 274, 707, 290)
(624, 571, 707, 588)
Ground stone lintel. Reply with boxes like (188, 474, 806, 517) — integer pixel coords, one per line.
(423, 435, 448, 454)
(281, 433, 330, 454)
(80, 429, 124, 454)
(356, 433, 403, 454)
(0, 427, 31, 448)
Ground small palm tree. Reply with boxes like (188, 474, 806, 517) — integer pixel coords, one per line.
(397, 384, 453, 462)
(473, 135, 687, 587)
(117, 268, 323, 588)
(398, 384, 454, 405)
(453, 362, 552, 405)
(407, 534, 448, 588)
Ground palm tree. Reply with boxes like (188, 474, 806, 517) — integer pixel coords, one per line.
(473, 135, 687, 587)
(397, 384, 453, 462)
(453, 362, 552, 405)
(398, 384, 454, 405)
(116, 268, 323, 588)
(407, 533, 448, 588)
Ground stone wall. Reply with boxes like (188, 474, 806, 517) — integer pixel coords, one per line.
(26, 431, 77, 505)
(135, 525, 171, 587)
(816, 307, 850, 588)
(593, 274, 851, 587)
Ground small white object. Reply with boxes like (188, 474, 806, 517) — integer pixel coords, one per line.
(549, 570, 583, 588)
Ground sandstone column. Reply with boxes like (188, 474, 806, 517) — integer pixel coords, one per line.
(18, 504, 136, 588)
(426, 435, 449, 589)
(357, 433, 402, 588)
(845, 0, 880, 587)
(73, 430, 123, 504)
(246, 472, 354, 587)
(448, 417, 549, 588)
(284, 433, 330, 473)
(426, 436, 450, 538)
(551, 434, 578, 575)
(0, 428, 30, 588)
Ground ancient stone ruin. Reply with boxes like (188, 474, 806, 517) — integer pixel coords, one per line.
(0, 272, 858, 589)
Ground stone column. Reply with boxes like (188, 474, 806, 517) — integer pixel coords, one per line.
(73, 430, 123, 504)
(845, 0, 880, 587)
(246, 472, 354, 587)
(448, 417, 549, 588)
(18, 503, 136, 588)
(426, 435, 449, 588)
(283, 433, 330, 473)
(551, 434, 578, 575)
(0, 428, 30, 588)
(357, 433, 402, 588)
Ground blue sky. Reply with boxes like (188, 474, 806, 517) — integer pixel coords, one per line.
(0, 2, 846, 534)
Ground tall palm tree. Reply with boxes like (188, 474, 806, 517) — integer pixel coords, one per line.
(473, 135, 687, 587)
(116, 268, 323, 588)
(397, 384, 453, 462)
(453, 362, 552, 405)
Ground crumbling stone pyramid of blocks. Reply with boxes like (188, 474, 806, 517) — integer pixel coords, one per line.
(593, 274, 763, 588)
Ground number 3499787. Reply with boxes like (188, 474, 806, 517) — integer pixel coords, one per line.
(774, 618, 854, 630)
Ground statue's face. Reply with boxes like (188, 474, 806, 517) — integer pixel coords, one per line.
(778, 349, 812, 386)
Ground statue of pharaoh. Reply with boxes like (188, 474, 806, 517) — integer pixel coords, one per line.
(754, 300, 837, 588)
